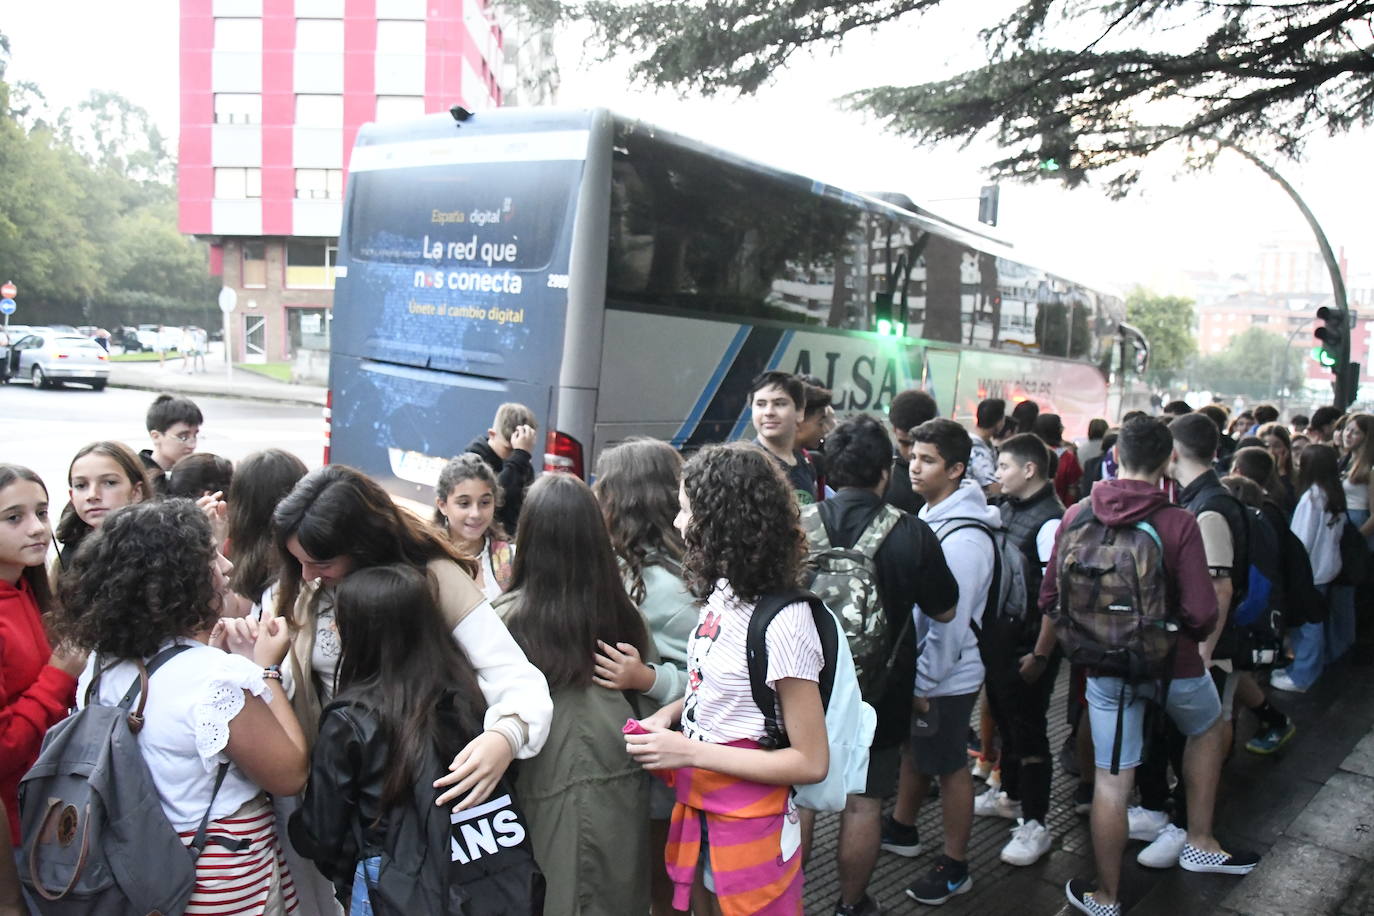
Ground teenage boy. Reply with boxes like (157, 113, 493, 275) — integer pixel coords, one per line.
(465, 402, 537, 533)
(1038, 418, 1257, 916)
(885, 388, 938, 513)
(809, 415, 959, 916)
(975, 433, 1064, 866)
(968, 398, 1004, 496)
(747, 370, 818, 504)
(142, 393, 203, 495)
(1307, 405, 1342, 445)
(897, 418, 1000, 905)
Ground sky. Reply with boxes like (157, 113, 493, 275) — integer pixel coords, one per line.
(3, 0, 1370, 300)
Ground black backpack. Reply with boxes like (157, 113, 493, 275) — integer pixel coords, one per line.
(1198, 492, 1287, 670)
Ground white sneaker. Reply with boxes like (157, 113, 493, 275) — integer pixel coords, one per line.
(1269, 670, 1308, 693)
(1137, 823, 1187, 868)
(973, 789, 1021, 819)
(1127, 806, 1169, 842)
(1000, 818, 1052, 866)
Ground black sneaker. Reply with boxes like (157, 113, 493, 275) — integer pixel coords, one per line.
(1059, 733, 1082, 778)
(833, 893, 881, 916)
(880, 814, 921, 857)
(904, 855, 972, 905)
(1074, 781, 1093, 814)
(1178, 842, 1260, 875)
(1065, 878, 1121, 916)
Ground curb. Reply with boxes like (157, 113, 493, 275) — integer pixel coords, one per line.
(108, 378, 327, 408)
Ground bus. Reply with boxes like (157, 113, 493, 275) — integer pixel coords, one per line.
(329, 107, 1149, 502)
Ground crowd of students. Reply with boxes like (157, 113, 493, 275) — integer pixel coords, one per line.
(1, 378, 1367, 916)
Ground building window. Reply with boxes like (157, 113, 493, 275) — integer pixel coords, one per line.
(242, 241, 268, 288)
(376, 19, 425, 53)
(296, 94, 343, 128)
(215, 167, 262, 199)
(295, 18, 344, 53)
(214, 93, 261, 124)
(296, 169, 344, 200)
(375, 95, 425, 121)
(289, 307, 332, 351)
(286, 240, 337, 288)
(214, 17, 262, 52)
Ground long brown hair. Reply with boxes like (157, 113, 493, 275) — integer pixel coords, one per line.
(592, 438, 684, 604)
(55, 441, 153, 550)
(1345, 414, 1374, 486)
(1297, 444, 1346, 519)
(501, 474, 649, 691)
(0, 464, 56, 614)
(272, 465, 478, 625)
(1256, 422, 1292, 477)
(227, 449, 308, 604)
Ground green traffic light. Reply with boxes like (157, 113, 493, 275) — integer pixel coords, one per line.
(1040, 158, 1061, 172)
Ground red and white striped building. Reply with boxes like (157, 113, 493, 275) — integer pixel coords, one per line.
(179, 0, 554, 369)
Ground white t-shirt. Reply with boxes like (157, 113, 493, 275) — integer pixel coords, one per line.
(476, 541, 505, 602)
(680, 581, 824, 745)
(77, 641, 272, 831)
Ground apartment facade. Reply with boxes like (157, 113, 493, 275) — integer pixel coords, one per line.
(179, 0, 554, 371)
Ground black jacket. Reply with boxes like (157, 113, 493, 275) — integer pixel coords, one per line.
(137, 449, 169, 497)
(466, 438, 534, 534)
(816, 488, 958, 748)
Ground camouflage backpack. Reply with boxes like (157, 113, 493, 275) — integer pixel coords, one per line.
(800, 502, 902, 701)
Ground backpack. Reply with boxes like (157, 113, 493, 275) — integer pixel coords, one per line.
(1197, 492, 1285, 670)
(799, 502, 902, 700)
(934, 518, 1033, 652)
(341, 697, 545, 916)
(746, 589, 875, 813)
(18, 645, 230, 916)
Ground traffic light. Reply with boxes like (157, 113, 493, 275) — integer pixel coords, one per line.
(978, 184, 999, 226)
(1315, 305, 1346, 368)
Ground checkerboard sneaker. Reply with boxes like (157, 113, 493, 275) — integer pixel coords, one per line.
(973, 788, 1021, 819)
(1137, 823, 1186, 869)
(1065, 879, 1121, 916)
(1127, 806, 1169, 841)
(1178, 842, 1260, 875)
(904, 856, 972, 905)
(1000, 818, 1052, 866)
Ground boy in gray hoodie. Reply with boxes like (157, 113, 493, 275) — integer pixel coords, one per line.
(897, 418, 1001, 905)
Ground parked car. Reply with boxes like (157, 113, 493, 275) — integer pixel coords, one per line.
(136, 324, 179, 352)
(8, 332, 111, 390)
(111, 326, 145, 352)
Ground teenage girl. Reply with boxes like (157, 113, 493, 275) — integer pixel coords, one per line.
(591, 438, 700, 916)
(1257, 423, 1296, 510)
(1272, 444, 1346, 694)
(0, 465, 84, 849)
(433, 454, 514, 601)
(57, 499, 308, 913)
(289, 565, 538, 915)
(495, 473, 654, 916)
(225, 449, 309, 616)
(54, 441, 153, 568)
(625, 442, 828, 916)
(271, 465, 551, 811)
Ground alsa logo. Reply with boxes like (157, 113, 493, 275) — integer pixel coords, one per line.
(791, 349, 905, 412)
(449, 793, 526, 865)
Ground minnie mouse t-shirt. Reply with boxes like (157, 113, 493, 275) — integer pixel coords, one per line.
(680, 581, 824, 745)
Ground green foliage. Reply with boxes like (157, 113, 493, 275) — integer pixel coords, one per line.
(0, 32, 213, 325)
(1125, 287, 1196, 385)
(548, 0, 1374, 193)
(1193, 326, 1306, 401)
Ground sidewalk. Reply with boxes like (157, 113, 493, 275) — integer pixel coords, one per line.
(802, 656, 1374, 915)
(108, 356, 326, 406)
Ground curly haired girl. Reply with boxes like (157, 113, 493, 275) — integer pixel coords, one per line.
(433, 453, 513, 600)
(625, 442, 827, 915)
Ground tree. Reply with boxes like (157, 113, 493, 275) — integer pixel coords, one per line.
(1125, 287, 1195, 387)
(553, 0, 1374, 195)
(1193, 326, 1305, 401)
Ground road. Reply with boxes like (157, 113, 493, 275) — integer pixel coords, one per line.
(0, 383, 324, 518)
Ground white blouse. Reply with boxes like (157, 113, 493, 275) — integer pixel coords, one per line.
(77, 640, 272, 831)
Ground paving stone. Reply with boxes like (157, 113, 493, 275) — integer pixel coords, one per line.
(1220, 836, 1361, 916)
(1287, 772, 1374, 862)
(1340, 732, 1374, 780)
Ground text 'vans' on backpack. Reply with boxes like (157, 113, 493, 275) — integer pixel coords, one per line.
(18, 645, 229, 916)
(745, 589, 875, 812)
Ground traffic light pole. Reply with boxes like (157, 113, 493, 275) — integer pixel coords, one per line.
(1215, 140, 1354, 408)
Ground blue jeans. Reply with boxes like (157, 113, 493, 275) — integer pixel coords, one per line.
(1284, 584, 1332, 689)
(351, 856, 381, 916)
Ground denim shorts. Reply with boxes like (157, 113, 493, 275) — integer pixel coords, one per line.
(1085, 674, 1221, 770)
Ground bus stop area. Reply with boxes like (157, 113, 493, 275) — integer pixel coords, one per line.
(801, 657, 1374, 916)
(105, 353, 326, 407)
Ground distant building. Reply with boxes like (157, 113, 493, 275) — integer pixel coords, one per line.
(178, 0, 555, 375)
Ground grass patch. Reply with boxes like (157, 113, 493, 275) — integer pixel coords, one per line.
(234, 362, 293, 383)
(109, 351, 165, 362)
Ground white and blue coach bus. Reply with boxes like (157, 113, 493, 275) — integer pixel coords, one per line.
(328, 107, 1149, 501)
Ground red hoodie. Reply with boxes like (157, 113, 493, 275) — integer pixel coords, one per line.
(1, 576, 77, 844)
(1040, 478, 1218, 679)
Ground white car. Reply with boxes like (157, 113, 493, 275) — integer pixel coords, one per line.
(8, 332, 111, 390)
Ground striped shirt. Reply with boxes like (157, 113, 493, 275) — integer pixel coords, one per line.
(681, 582, 824, 744)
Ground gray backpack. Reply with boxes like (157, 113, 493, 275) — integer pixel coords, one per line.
(18, 644, 230, 915)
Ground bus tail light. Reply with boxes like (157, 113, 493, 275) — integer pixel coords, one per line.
(544, 430, 584, 478)
(323, 389, 332, 465)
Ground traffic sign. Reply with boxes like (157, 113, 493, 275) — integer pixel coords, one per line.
(0, 299, 15, 316)
(0, 282, 15, 299)
(218, 287, 238, 314)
